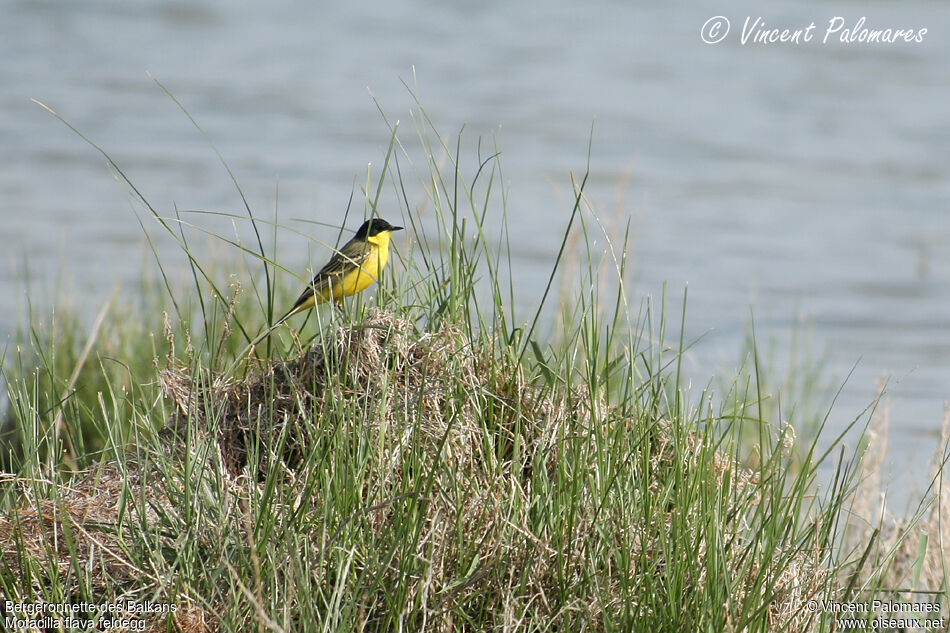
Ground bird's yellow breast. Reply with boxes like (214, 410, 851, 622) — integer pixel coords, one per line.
(321, 231, 393, 303)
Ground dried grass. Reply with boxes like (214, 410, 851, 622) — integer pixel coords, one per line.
(845, 402, 950, 612)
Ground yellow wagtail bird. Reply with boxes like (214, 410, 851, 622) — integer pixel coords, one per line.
(274, 217, 403, 326)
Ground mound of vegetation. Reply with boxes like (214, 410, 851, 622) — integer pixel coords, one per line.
(4, 309, 839, 631)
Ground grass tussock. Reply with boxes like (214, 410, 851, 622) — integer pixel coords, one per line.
(3, 86, 950, 631)
(4, 308, 841, 631)
(162, 310, 485, 478)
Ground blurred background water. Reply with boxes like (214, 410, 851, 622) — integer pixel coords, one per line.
(1, 0, 948, 499)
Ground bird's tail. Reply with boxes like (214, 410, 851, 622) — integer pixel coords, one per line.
(273, 304, 301, 329)
(247, 305, 301, 348)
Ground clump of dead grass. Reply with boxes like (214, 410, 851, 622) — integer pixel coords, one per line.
(843, 403, 950, 617)
(161, 310, 491, 478)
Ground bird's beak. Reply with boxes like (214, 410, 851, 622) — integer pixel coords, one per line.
(393, 226, 404, 231)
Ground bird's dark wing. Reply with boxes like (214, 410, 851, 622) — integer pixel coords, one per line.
(288, 240, 369, 310)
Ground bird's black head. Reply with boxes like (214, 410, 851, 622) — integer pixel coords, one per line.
(354, 218, 403, 239)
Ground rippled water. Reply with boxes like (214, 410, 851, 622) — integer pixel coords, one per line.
(2, 0, 948, 494)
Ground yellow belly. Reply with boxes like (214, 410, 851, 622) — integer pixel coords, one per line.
(319, 237, 390, 304)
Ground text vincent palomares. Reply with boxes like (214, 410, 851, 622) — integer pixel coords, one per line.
(741, 16, 926, 45)
(702, 15, 927, 46)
